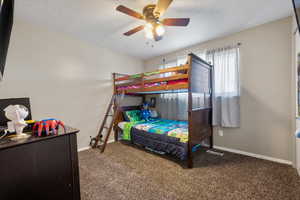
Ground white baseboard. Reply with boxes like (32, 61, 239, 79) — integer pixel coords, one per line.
(78, 146, 91, 152)
(214, 145, 293, 165)
(77, 139, 115, 152)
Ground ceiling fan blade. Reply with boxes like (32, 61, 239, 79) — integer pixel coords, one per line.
(162, 18, 190, 26)
(116, 5, 144, 20)
(154, 0, 173, 17)
(124, 25, 145, 36)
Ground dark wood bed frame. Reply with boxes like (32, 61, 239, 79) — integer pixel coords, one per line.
(113, 54, 213, 168)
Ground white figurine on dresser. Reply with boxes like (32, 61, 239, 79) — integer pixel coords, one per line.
(4, 105, 29, 139)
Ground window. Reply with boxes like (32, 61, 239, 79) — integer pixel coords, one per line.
(206, 46, 240, 127)
(159, 59, 179, 77)
(206, 47, 240, 97)
(159, 52, 206, 71)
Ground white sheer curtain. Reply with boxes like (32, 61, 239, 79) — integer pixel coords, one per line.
(206, 46, 240, 127)
(156, 93, 188, 120)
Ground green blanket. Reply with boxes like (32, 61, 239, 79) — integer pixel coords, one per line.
(122, 120, 144, 141)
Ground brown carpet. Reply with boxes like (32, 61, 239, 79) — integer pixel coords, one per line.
(79, 142, 300, 200)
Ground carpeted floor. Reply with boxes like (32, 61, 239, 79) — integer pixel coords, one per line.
(79, 142, 300, 200)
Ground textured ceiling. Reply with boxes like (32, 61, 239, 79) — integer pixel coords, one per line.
(15, 0, 293, 60)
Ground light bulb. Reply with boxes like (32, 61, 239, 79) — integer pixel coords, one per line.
(145, 23, 153, 29)
(145, 30, 154, 39)
(155, 24, 165, 36)
(144, 23, 154, 39)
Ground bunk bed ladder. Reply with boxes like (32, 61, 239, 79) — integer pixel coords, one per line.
(90, 94, 121, 153)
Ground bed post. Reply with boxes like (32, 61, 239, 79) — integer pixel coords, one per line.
(187, 144, 193, 168)
(187, 53, 214, 168)
(209, 67, 214, 149)
(209, 65, 214, 149)
(112, 73, 119, 142)
(187, 55, 193, 168)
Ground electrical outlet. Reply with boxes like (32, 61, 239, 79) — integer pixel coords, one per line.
(218, 129, 224, 137)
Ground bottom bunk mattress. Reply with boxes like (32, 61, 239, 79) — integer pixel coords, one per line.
(119, 119, 189, 160)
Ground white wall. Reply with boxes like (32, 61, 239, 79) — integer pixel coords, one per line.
(145, 17, 293, 162)
(0, 19, 143, 149)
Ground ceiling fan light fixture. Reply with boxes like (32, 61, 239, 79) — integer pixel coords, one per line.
(155, 24, 165, 36)
(117, 0, 189, 41)
(144, 23, 154, 39)
(145, 22, 153, 30)
(145, 30, 154, 39)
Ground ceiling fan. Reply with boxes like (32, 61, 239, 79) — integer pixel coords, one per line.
(116, 0, 190, 41)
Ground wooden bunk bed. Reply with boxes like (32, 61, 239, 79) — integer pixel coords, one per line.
(110, 53, 213, 168)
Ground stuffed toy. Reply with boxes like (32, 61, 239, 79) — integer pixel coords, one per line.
(150, 109, 158, 118)
(141, 102, 151, 121)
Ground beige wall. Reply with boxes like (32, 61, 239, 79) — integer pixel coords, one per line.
(292, 16, 299, 167)
(0, 19, 143, 149)
(145, 17, 293, 162)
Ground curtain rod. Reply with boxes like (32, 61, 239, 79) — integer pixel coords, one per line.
(160, 42, 242, 63)
(192, 42, 242, 55)
(207, 42, 242, 54)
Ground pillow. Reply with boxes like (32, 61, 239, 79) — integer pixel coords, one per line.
(124, 110, 141, 122)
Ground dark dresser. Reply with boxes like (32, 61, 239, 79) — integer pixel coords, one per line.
(0, 127, 81, 200)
